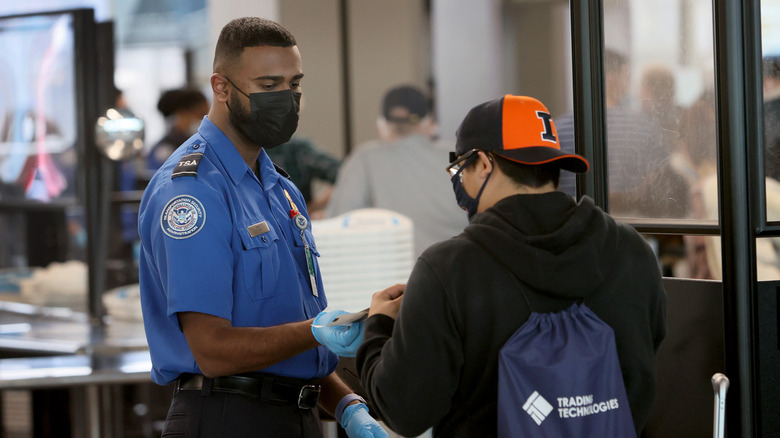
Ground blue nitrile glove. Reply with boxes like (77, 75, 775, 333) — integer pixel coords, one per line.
(341, 403, 389, 438)
(311, 309, 364, 357)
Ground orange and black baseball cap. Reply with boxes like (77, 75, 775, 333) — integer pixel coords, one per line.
(454, 95, 589, 173)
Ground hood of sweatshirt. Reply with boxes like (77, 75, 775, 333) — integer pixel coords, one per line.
(461, 191, 621, 299)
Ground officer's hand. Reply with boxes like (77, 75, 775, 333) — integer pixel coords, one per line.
(311, 310, 364, 357)
(340, 403, 389, 438)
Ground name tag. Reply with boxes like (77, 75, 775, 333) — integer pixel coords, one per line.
(247, 221, 270, 237)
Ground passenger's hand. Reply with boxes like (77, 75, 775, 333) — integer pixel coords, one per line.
(340, 403, 389, 438)
(311, 310, 364, 357)
(368, 284, 405, 319)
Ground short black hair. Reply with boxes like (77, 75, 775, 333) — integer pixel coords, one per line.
(213, 17, 296, 72)
(157, 88, 207, 117)
(382, 85, 429, 123)
(467, 153, 560, 189)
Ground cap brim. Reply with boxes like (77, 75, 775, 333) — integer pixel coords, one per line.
(495, 147, 590, 173)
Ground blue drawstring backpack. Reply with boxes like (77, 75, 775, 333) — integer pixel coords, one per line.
(464, 235, 636, 437)
(497, 303, 637, 437)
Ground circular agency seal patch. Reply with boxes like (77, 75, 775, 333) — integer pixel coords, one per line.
(160, 195, 206, 239)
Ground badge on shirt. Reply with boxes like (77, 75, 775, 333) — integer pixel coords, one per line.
(161, 195, 206, 239)
(293, 214, 308, 231)
(247, 221, 270, 237)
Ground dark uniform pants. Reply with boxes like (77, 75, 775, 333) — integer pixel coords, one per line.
(162, 387, 323, 437)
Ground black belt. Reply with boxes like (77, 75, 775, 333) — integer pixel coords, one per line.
(176, 373, 321, 409)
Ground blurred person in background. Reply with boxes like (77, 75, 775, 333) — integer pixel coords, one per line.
(675, 91, 719, 279)
(639, 64, 682, 145)
(631, 65, 689, 274)
(326, 85, 467, 258)
(266, 136, 341, 219)
(679, 90, 780, 280)
(556, 49, 669, 216)
(145, 88, 210, 179)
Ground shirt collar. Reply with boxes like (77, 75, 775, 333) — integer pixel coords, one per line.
(198, 116, 279, 188)
(257, 149, 281, 190)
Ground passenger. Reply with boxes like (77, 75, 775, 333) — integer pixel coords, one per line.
(313, 95, 667, 437)
(137, 17, 387, 438)
(146, 88, 209, 178)
(266, 135, 341, 219)
(326, 84, 467, 257)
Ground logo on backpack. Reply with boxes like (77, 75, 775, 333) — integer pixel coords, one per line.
(556, 394, 621, 419)
(522, 391, 554, 425)
(522, 390, 623, 427)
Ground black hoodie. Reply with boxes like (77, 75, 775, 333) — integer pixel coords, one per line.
(356, 191, 667, 437)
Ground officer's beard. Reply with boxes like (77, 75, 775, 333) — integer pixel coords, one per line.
(226, 91, 259, 148)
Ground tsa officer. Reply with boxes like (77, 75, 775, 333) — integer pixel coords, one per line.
(138, 17, 386, 437)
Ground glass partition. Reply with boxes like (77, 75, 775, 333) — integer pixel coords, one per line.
(562, 0, 718, 224)
(565, 0, 721, 281)
(606, 0, 717, 220)
(762, 0, 780, 223)
(0, 11, 89, 312)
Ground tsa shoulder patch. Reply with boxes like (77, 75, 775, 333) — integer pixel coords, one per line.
(172, 152, 204, 179)
(160, 195, 206, 239)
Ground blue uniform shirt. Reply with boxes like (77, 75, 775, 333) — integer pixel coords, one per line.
(138, 117, 337, 385)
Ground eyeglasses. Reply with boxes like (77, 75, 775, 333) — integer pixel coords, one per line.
(445, 149, 480, 177)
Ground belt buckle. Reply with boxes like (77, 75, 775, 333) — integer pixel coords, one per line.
(297, 384, 321, 409)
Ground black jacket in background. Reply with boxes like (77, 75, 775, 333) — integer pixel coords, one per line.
(356, 192, 667, 437)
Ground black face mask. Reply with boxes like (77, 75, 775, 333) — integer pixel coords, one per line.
(451, 154, 492, 220)
(225, 77, 301, 149)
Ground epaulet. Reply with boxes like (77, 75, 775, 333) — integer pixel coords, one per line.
(172, 142, 205, 179)
(274, 163, 292, 180)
